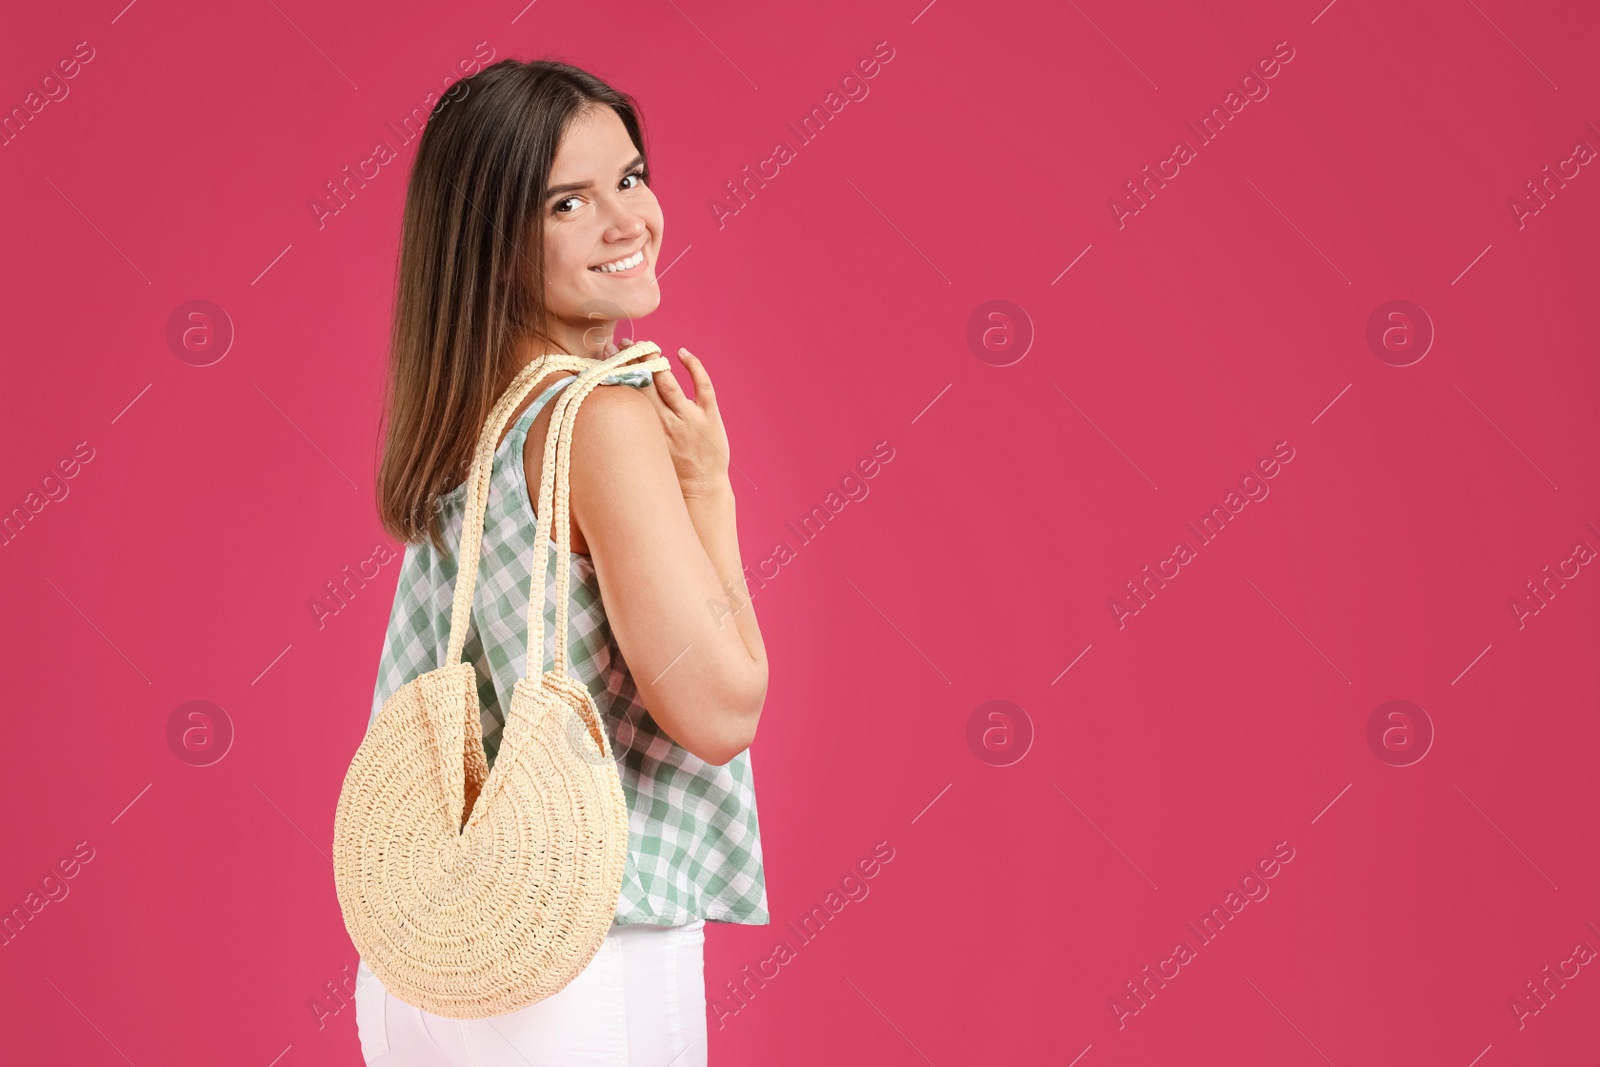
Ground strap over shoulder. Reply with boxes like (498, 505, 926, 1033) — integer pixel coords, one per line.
(442, 342, 668, 673)
(529, 343, 668, 679)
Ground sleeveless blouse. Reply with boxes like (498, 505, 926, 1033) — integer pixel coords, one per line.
(366, 367, 769, 926)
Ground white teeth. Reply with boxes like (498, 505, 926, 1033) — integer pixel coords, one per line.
(591, 250, 644, 273)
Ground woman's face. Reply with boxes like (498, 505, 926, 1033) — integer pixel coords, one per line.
(537, 106, 663, 350)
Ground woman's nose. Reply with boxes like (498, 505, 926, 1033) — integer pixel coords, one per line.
(607, 218, 645, 243)
(601, 201, 647, 238)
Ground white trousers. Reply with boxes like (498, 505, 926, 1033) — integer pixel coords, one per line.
(354, 920, 708, 1067)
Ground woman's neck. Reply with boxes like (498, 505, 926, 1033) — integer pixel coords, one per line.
(520, 322, 616, 362)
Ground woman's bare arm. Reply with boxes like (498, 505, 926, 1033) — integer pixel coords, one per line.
(544, 382, 767, 765)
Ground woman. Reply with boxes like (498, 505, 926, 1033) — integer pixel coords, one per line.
(352, 58, 770, 1066)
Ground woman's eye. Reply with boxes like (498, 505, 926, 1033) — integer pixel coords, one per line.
(553, 171, 644, 214)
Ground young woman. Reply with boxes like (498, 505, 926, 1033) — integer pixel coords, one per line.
(353, 58, 770, 1066)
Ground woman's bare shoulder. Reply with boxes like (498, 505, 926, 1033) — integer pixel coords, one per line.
(569, 380, 663, 445)
(522, 380, 673, 555)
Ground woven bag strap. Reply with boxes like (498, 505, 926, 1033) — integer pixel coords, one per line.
(527, 341, 668, 679)
(442, 348, 635, 666)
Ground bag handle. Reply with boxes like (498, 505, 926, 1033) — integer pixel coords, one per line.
(528, 342, 668, 680)
(443, 352, 589, 668)
(442, 342, 667, 676)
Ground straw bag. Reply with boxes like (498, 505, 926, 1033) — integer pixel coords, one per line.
(333, 341, 669, 1019)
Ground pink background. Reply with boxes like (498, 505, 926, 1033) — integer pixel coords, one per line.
(3, 0, 1598, 1064)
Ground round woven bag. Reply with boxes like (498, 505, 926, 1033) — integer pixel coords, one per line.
(333, 342, 669, 1019)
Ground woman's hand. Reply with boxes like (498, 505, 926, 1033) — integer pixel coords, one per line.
(614, 339, 731, 499)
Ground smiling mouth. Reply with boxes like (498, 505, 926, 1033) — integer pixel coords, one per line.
(590, 249, 646, 273)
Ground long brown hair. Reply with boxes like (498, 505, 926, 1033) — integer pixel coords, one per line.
(375, 58, 651, 555)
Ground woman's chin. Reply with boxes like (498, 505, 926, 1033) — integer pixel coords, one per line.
(560, 287, 661, 330)
(596, 284, 660, 320)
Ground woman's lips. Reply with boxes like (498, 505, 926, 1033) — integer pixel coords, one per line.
(589, 248, 648, 276)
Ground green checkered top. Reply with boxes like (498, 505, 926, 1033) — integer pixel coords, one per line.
(367, 367, 769, 926)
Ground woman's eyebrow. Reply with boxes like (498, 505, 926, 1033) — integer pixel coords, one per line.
(545, 154, 646, 199)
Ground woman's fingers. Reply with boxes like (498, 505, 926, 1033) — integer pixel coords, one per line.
(650, 364, 692, 419)
(618, 342, 712, 426)
(676, 349, 716, 411)
(641, 384, 675, 425)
